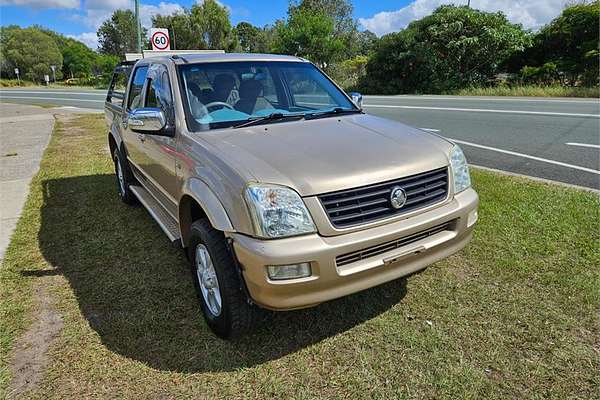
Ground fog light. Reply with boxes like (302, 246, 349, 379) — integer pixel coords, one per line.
(267, 263, 311, 280)
(467, 209, 478, 227)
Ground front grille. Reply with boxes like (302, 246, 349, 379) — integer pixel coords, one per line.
(318, 167, 448, 228)
(336, 222, 452, 267)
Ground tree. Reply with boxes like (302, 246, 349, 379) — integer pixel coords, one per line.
(153, 12, 197, 50)
(235, 22, 271, 53)
(273, 7, 344, 68)
(291, 0, 359, 58)
(536, 1, 599, 85)
(360, 6, 531, 93)
(355, 30, 378, 56)
(62, 41, 97, 78)
(97, 10, 143, 57)
(33, 27, 97, 79)
(191, 0, 237, 50)
(151, 0, 237, 51)
(93, 54, 120, 84)
(1, 27, 63, 82)
(291, 0, 355, 36)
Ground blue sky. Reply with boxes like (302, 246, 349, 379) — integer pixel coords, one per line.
(0, 0, 569, 49)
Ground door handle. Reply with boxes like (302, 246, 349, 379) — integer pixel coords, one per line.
(137, 133, 145, 142)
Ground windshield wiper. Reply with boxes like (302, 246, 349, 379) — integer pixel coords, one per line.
(232, 112, 304, 129)
(305, 107, 363, 120)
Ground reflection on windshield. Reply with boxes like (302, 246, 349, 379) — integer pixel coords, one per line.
(179, 61, 356, 130)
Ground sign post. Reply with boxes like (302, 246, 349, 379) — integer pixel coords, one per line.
(50, 65, 56, 82)
(44, 74, 50, 86)
(150, 28, 171, 51)
(14, 68, 20, 85)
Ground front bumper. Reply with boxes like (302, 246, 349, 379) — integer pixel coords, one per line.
(231, 188, 478, 310)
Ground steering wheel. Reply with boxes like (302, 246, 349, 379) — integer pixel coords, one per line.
(205, 101, 234, 111)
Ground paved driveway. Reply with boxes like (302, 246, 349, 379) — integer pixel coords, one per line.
(0, 104, 55, 260)
(0, 103, 100, 260)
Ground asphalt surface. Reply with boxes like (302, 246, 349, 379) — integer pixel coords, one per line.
(0, 103, 101, 260)
(1, 88, 599, 189)
(0, 103, 54, 260)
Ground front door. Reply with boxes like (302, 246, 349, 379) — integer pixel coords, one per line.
(138, 63, 178, 217)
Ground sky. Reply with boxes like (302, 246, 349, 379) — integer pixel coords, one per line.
(0, 0, 571, 49)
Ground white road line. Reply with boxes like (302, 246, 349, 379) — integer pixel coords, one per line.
(0, 96, 104, 103)
(0, 90, 105, 96)
(449, 138, 600, 175)
(565, 142, 600, 149)
(364, 95, 600, 104)
(363, 104, 600, 118)
(419, 128, 441, 132)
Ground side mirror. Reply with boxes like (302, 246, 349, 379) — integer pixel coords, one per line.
(349, 92, 363, 108)
(128, 108, 167, 134)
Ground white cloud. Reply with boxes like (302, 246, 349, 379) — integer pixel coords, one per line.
(140, 2, 184, 28)
(67, 31, 99, 48)
(84, 0, 128, 9)
(359, 0, 569, 36)
(0, 0, 78, 8)
(73, 0, 183, 31)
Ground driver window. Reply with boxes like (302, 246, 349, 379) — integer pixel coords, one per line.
(145, 69, 172, 112)
(127, 66, 148, 110)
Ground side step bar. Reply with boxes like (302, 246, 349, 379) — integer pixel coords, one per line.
(129, 185, 181, 243)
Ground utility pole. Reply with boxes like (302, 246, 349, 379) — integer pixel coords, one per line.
(135, 0, 142, 53)
(467, 0, 471, 7)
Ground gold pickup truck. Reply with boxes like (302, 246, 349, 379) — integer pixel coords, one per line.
(105, 53, 478, 338)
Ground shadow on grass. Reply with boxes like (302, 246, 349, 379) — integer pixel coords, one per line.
(35, 174, 407, 373)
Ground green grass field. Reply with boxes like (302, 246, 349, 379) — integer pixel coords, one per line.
(450, 85, 599, 98)
(1, 114, 599, 399)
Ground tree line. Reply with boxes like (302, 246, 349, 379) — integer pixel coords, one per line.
(1, 0, 597, 93)
(0, 26, 119, 84)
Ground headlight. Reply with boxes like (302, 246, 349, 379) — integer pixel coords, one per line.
(450, 145, 471, 193)
(244, 184, 316, 238)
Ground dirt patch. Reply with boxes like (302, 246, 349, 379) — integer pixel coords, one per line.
(7, 280, 63, 399)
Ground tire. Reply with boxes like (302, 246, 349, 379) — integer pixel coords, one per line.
(113, 147, 137, 205)
(188, 219, 257, 338)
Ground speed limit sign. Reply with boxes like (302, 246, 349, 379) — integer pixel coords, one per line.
(150, 28, 170, 51)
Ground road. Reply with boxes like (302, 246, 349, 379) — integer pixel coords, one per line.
(1, 88, 599, 189)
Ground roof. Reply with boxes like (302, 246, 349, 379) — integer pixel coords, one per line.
(131, 52, 308, 65)
(125, 50, 225, 61)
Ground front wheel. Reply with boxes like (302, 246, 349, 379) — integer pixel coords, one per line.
(188, 219, 258, 338)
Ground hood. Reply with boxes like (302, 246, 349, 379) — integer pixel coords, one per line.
(197, 114, 453, 196)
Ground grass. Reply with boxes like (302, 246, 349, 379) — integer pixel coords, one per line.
(449, 85, 599, 98)
(1, 114, 599, 399)
(0, 100, 59, 109)
(0, 79, 106, 90)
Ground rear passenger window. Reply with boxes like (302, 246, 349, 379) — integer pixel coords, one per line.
(127, 66, 148, 110)
(106, 68, 130, 106)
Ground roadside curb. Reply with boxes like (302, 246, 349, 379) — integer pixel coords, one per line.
(471, 164, 600, 195)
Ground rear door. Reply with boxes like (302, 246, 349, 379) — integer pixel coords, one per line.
(121, 65, 149, 170)
(105, 63, 132, 125)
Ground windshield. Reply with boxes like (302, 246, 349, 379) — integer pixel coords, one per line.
(178, 61, 357, 131)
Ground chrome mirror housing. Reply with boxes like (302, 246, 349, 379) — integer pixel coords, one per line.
(128, 108, 167, 134)
(349, 92, 363, 108)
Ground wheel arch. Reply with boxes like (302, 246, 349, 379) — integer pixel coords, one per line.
(108, 128, 124, 158)
(179, 180, 235, 247)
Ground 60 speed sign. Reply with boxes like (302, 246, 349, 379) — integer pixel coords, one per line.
(150, 28, 170, 51)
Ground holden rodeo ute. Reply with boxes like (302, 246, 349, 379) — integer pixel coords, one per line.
(105, 52, 478, 338)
